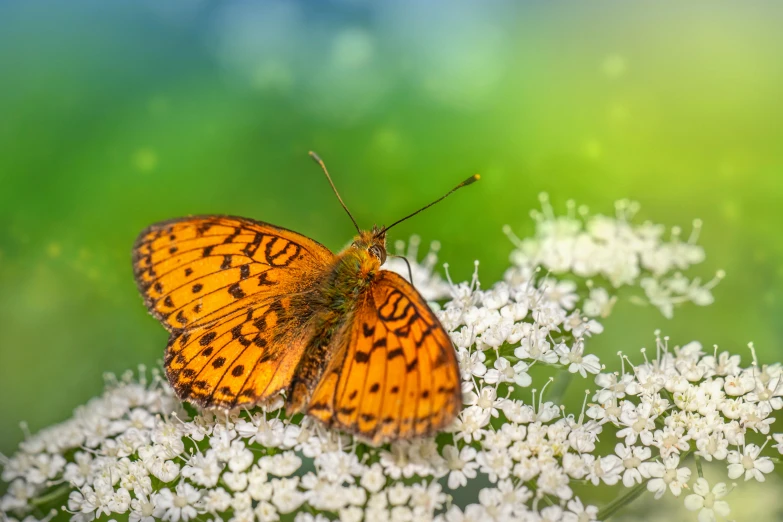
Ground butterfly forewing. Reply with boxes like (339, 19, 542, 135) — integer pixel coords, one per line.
(133, 216, 335, 408)
(307, 271, 461, 443)
(133, 216, 333, 331)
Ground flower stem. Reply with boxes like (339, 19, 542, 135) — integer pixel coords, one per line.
(31, 484, 70, 506)
(545, 369, 573, 404)
(695, 454, 704, 478)
(597, 482, 648, 520)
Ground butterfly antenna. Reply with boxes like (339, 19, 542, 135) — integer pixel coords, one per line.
(380, 174, 480, 235)
(390, 254, 415, 287)
(309, 151, 361, 233)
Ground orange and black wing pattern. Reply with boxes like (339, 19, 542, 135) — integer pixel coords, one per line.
(308, 271, 461, 443)
(132, 216, 334, 408)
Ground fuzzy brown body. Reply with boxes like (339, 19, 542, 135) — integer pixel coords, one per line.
(285, 231, 383, 414)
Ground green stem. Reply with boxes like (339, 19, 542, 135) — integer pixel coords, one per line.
(597, 482, 648, 520)
(546, 369, 573, 405)
(695, 454, 704, 478)
(31, 484, 71, 506)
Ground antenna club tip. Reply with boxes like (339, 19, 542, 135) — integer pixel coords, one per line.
(464, 174, 480, 185)
(308, 151, 322, 162)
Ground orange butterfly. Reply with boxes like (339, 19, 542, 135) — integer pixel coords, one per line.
(132, 153, 478, 443)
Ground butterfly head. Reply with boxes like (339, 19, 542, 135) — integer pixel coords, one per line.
(351, 226, 387, 265)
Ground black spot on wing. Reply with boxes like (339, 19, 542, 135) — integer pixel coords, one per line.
(228, 283, 246, 299)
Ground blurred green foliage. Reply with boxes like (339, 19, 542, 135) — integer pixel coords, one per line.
(1, 0, 782, 467)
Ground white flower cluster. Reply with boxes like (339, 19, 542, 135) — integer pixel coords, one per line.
(505, 194, 723, 318)
(3, 197, 775, 522)
(587, 334, 781, 522)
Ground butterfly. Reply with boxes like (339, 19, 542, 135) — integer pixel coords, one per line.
(132, 152, 478, 443)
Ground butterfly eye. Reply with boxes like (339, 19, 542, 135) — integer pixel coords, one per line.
(369, 245, 386, 264)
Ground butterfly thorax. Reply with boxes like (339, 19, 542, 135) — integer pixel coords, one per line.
(286, 229, 387, 413)
(325, 229, 386, 305)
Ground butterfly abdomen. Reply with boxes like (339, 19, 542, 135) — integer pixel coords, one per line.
(286, 246, 380, 414)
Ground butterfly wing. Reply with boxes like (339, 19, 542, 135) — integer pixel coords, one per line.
(133, 215, 335, 408)
(307, 270, 461, 443)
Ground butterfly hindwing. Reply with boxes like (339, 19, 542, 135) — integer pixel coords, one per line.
(133, 216, 335, 408)
(308, 271, 461, 443)
(164, 297, 316, 408)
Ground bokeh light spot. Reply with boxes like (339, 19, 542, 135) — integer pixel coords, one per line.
(608, 103, 630, 123)
(46, 243, 61, 258)
(332, 28, 374, 70)
(582, 139, 603, 160)
(148, 96, 169, 116)
(133, 148, 158, 172)
(251, 61, 293, 91)
(603, 54, 627, 79)
(722, 201, 739, 222)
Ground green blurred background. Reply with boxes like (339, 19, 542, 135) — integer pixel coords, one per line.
(1, 0, 782, 475)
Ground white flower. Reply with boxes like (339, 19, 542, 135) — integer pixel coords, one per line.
(612, 443, 652, 488)
(536, 465, 573, 500)
(442, 445, 479, 489)
(200, 487, 232, 514)
(477, 487, 513, 520)
(539, 505, 565, 522)
(563, 497, 599, 522)
(745, 375, 783, 410)
(582, 287, 616, 318)
(723, 372, 756, 396)
(156, 482, 202, 522)
(227, 440, 255, 472)
(409, 481, 447, 515)
(293, 513, 331, 522)
(339, 506, 364, 522)
(181, 451, 222, 487)
(253, 500, 278, 521)
(727, 443, 775, 482)
(514, 332, 558, 365)
(476, 449, 513, 483)
(483, 358, 517, 385)
(359, 463, 387, 493)
(147, 457, 180, 483)
(463, 386, 502, 417)
(542, 279, 578, 310)
(270, 478, 304, 514)
(684, 478, 731, 522)
(457, 348, 487, 379)
(129, 492, 165, 522)
(380, 442, 421, 480)
(593, 372, 636, 403)
(616, 401, 656, 446)
(222, 470, 249, 491)
(387, 482, 411, 505)
(453, 407, 491, 443)
(63, 452, 93, 487)
(442, 503, 488, 522)
(267, 452, 302, 477)
(1, 479, 38, 512)
(314, 450, 363, 484)
(556, 341, 602, 378)
(696, 432, 729, 461)
(651, 426, 690, 458)
(645, 455, 691, 499)
(26, 453, 66, 484)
